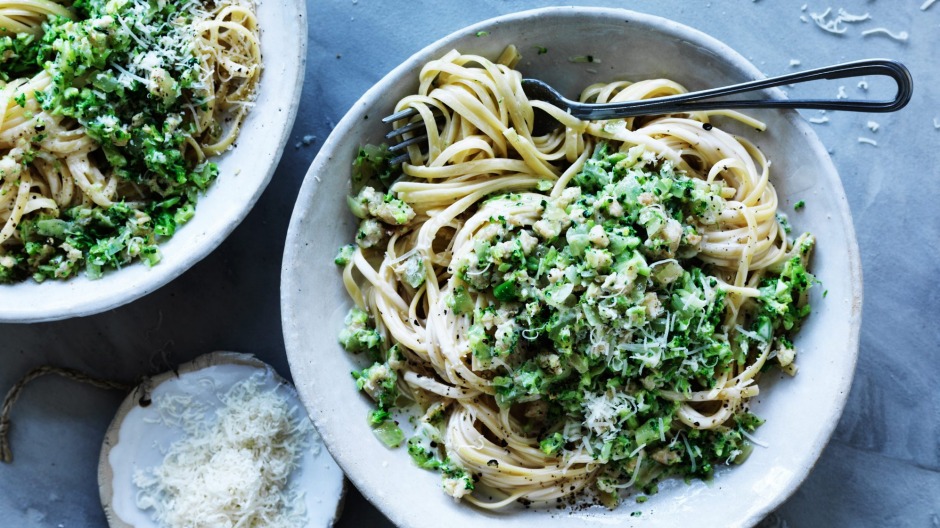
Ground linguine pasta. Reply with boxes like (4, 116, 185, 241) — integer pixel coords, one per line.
(337, 48, 815, 508)
(0, 0, 260, 281)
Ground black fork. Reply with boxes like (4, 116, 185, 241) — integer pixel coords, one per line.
(382, 58, 912, 165)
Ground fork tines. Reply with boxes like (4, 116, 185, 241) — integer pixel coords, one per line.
(382, 107, 420, 124)
(382, 106, 444, 164)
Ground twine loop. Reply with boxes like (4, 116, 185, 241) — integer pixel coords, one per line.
(0, 365, 132, 463)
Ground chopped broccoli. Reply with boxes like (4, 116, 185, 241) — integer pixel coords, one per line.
(371, 419, 405, 448)
(356, 218, 386, 249)
(440, 459, 474, 498)
(337, 139, 817, 503)
(335, 244, 356, 265)
(399, 253, 426, 288)
(350, 186, 416, 225)
(352, 144, 399, 192)
(338, 307, 383, 356)
(0, 2, 245, 282)
(407, 422, 444, 469)
(447, 286, 475, 314)
(539, 432, 565, 456)
(353, 362, 399, 411)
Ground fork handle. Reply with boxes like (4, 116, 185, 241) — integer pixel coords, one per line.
(571, 59, 913, 120)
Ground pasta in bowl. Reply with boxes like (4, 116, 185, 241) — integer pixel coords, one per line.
(0, 0, 306, 322)
(282, 7, 860, 527)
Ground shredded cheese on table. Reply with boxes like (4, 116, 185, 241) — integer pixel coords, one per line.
(861, 28, 910, 42)
(133, 375, 312, 528)
(809, 7, 871, 34)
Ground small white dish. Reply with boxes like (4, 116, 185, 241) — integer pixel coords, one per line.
(98, 351, 345, 528)
(0, 0, 307, 323)
(281, 7, 861, 528)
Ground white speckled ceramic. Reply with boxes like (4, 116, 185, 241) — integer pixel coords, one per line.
(0, 1, 307, 323)
(98, 351, 346, 528)
(281, 7, 862, 528)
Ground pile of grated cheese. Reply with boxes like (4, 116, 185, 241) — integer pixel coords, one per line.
(133, 375, 312, 528)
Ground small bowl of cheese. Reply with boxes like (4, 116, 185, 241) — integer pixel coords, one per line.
(98, 351, 345, 528)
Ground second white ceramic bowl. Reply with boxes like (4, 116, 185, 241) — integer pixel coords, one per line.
(1, 0, 307, 323)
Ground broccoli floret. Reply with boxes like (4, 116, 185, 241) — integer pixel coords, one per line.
(440, 459, 474, 499)
(0, 33, 44, 81)
(0, 254, 24, 283)
(539, 432, 565, 456)
(335, 244, 356, 265)
(467, 324, 492, 363)
(350, 186, 415, 225)
(368, 409, 390, 426)
(352, 144, 398, 190)
(492, 279, 520, 302)
(338, 307, 383, 356)
(372, 194, 416, 225)
(735, 412, 766, 432)
(492, 362, 545, 407)
(757, 251, 816, 334)
(634, 415, 672, 447)
(407, 422, 444, 469)
(398, 253, 425, 288)
(352, 361, 399, 410)
(447, 286, 475, 314)
(355, 218, 385, 249)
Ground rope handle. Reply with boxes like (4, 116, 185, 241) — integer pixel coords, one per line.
(0, 365, 133, 463)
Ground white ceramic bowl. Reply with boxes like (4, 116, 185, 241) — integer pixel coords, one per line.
(282, 7, 861, 528)
(99, 351, 346, 528)
(0, 1, 306, 323)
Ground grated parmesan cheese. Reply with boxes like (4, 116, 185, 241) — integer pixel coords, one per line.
(857, 137, 878, 146)
(861, 28, 910, 42)
(582, 390, 637, 441)
(835, 8, 871, 22)
(809, 7, 870, 34)
(922, 0, 937, 10)
(866, 120, 880, 132)
(133, 375, 312, 528)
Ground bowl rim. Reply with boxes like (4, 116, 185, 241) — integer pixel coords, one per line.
(282, 6, 862, 527)
(0, 0, 308, 323)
